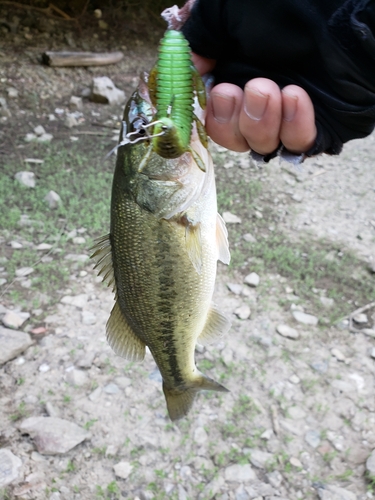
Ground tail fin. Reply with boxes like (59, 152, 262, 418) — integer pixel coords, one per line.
(163, 374, 229, 421)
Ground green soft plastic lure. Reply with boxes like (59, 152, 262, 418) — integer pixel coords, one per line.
(120, 29, 208, 173)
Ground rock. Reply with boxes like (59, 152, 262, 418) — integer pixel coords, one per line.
(235, 484, 249, 500)
(319, 296, 334, 308)
(242, 233, 256, 243)
(15, 267, 34, 277)
(290, 457, 303, 468)
(7, 87, 18, 98)
(45, 402, 60, 418)
(69, 96, 83, 110)
(276, 324, 299, 339)
(36, 243, 53, 250)
(34, 125, 46, 136)
(260, 429, 273, 440)
(24, 133, 37, 142)
(64, 253, 89, 262)
(19, 417, 89, 455)
(0, 278, 7, 286)
(199, 476, 224, 500)
(248, 449, 274, 469)
(104, 383, 119, 394)
(15, 171, 35, 188)
(37, 133, 53, 143)
(194, 426, 208, 445)
(352, 313, 368, 324)
(331, 348, 346, 362)
(91, 76, 125, 105)
(316, 485, 357, 500)
(227, 283, 243, 295)
(292, 310, 318, 325)
(366, 449, 375, 477)
(288, 406, 306, 419)
(73, 236, 86, 244)
(234, 304, 251, 320)
(222, 211, 242, 223)
(224, 464, 256, 482)
(60, 294, 88, 309)
(289, 374, 300, 384)
(65, 113, 79, 128)
(0, 448, 23, 487)
(81, 311, 97, 325)
(310, 360, 328, 373)
(66, 369, 88, 386)
(113, 461, 133, 479)
(266, 470, 282, 488)
(44, 190, 61, 209)
(2, 311, 30, 330)
(370, 347, 375, 359)
(9, 240, 23, 249)
(244, 272, 260, 287)
(305, 430, 321, 448)
(0, 97, 11, 117)
(89, 387, 101, 401)
(291, 193, 303, 202)
(76, 352, 96, 368)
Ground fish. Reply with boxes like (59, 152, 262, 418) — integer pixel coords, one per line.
(91, 75, 231, 421)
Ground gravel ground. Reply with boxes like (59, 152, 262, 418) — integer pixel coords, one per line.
(1, 8, 375, 500)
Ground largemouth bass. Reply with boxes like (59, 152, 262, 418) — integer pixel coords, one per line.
(92, 76, 231, 421)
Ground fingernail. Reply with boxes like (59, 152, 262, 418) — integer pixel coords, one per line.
(211, 93, 235, 123)
(244, 87, 268, 120)
(282, 91, 298, 122)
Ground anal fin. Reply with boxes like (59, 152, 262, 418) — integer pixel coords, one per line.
(107, 300, 146, 362)
(198, 303, 231, 346)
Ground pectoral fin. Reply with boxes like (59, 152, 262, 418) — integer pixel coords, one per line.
(216, 213, 230, 265)
(107, 301, 146, 362)
(90, 234, 115, 292)
(185, 222, 203, 274)
(198, 303, 231, 346)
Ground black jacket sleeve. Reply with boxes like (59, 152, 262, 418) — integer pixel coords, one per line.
(182, 0, 375, 157)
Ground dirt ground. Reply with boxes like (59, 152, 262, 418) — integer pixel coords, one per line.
(1, 6, 375, 500)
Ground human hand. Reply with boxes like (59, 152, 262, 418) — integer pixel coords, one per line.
(193, 54, 317, 156)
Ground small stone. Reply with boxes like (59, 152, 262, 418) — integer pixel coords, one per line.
(104, 383, 119, 394)
(64, 253, 89, 262)
(81, 311, 97, 325)
(66, 369, 88, 386)
(98, 19, 109, 30)
(254, 210, 263, 219)
(289, 374, 300, 384)
(194, 427, 208, 445)
(290, 457, 303, 468)
(34, 125, 46, 136)
(19, 417, 89, 455)
(91, 76, 125, 106)
(36, 243, 53, 250)
(266, 470, 282, 488)
(366, 450, 375, 477)
(353, 313, 368, 324)
(65, 113, 78, 128)
(292, 310, 318, 325)
(69, 96, 83, 110)
(248, 449, 274, 469)
(0, 279, 7, 286)
(2, 311, 30, 329)
(305, 429, 321, 448)
(320, 296, 334, 308)
(370, 347, 375, 359)
(316, 485, 357, 500)
(72, 236, 86, 244)
(15, 171, 35, 188)
(0, 448, 23, 487)
(60, 294, 88, 309)
(234, 304, 251, 320)
(199, 476, 224, 500)
(24, 133, 37, 142)
(44, 190, 61, 209)
(9, 240, 23, 249)
(227, 283, 243, 295)
(311, 360, 328, 373)
(113, 461, 133, 479)
(331, 348, 346, 362)
(7, 87, 18, 98)
(45, 402, 60, 418)
(15, 267, 34, 277)
(276, 324, 299, 339)
(224, 464, 256, 482)
(244, 272, 260, 287)
(222, 211, 242, 223)
(89, 387, 101, 401)
(37, 133, 53, 143)
(39, 363, 50, 372)
(242, 233, 256, 243)
(0, 327, 33, 365)
(76, 352, 96, 369)
(260, 429, 273, 440)
(291, 193, 303, 202)
(288, 406, 306, 419)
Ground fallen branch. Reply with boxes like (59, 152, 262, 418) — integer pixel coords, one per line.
(42, 51, 124, 67)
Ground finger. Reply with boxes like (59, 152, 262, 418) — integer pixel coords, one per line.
(191, 52, 216, 75)
(205, 83, 250, 152)
(280, 85, 317, 153)
(238, 78, 283, 155)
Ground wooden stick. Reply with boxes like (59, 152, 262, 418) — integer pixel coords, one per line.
(42, 51, 124, 67)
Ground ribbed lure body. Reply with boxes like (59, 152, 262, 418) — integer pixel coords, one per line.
(152, 30, 195, 158)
